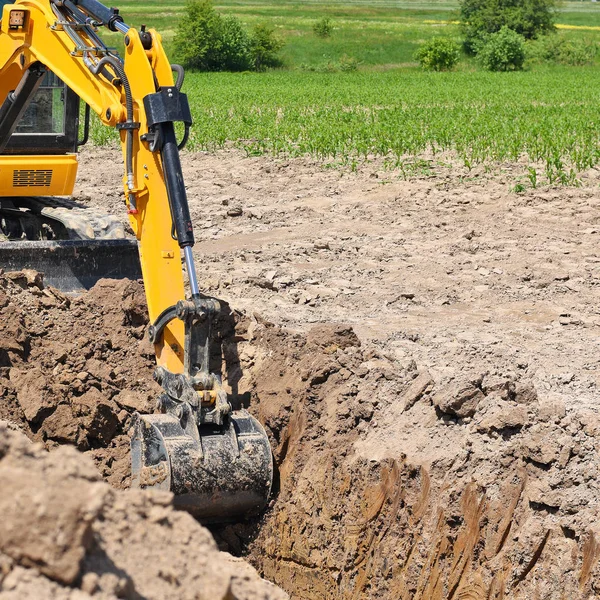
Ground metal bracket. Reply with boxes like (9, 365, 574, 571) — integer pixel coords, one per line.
(149, 296, 230, 429)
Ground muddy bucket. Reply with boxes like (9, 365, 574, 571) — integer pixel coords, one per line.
(130, 409, 273, 523)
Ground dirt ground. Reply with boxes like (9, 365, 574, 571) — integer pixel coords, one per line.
(3, 146, 600, 599)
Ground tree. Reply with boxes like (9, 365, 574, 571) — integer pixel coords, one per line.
(250, 24, 284, 71)
(477, 26, 526, 71)
(459, 0, 556, 53)
(173, 0, 251, 71)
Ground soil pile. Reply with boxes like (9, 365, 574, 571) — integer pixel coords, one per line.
(0, 422, 286, 599)
(0, 271, 158, 487)
(1, 264, 600, 598)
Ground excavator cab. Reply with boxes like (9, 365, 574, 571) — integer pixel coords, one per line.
(0, 0, 273, 523)
(0, 70, 141, 289)
(11, 71, 79, 148)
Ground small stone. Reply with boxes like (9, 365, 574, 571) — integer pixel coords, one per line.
(226, 206, 243, 217)
(475, 400, 528, 433)
(538, 397, 566, 422)
(520, 428, 561, 465)
(514, 381, 538, 405)
(400, 371, 434, 412)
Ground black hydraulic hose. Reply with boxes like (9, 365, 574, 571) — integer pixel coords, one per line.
(88, 56, 135, 192)
(159, 122, 194, 248)
(171, 64, 185, 91)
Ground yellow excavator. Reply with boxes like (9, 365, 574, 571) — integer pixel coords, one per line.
(0, 0, 273, 522)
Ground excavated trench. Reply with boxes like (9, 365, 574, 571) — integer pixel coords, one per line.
(1, 272, 600, 599)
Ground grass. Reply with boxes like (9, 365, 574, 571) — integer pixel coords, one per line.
(106, 0, 600, 69)
(86, 0, 600, 184)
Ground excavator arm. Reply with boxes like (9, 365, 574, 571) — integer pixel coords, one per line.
(0, 0, 272, 521)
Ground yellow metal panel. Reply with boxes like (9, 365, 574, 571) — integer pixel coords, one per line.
(122, 29, 186, 374)
(0, 154, 77, 196)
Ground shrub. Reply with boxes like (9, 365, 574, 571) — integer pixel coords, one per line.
(250, 24, 285, 71)
(173, 0, 284, 72)
(313, 17, 333, 38)
(478, 26, 526, 71)
(415, 37, 461, 71)
(339, 54, 359, 72)
(173, 0, 251, 71)
(460, 0, 556, 53)
(215, 16, 253, 71)
(533, 35, 598, 65)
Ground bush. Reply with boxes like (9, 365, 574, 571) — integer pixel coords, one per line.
(415, 37, 461, 71)
(339, 54, 359, 72)
(478, 27, 526, 71)
(173, 0, 284, 72)
(313, 17, 333, 38)
(530, 35, 598, 65)
(250, 24, 284, 71)
(460, 0, 556, 53)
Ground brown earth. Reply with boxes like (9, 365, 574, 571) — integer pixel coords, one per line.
(0, 423, 287, 600)
(3, 146, 600, 599)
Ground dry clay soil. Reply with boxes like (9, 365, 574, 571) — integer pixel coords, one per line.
(4, 146, 600, 599)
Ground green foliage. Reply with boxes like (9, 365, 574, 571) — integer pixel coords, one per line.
(527, 34, 598, 66)
(313, 17, 333, 38)
(173, 0, 283, 72)
(173, 0, 251, 71)
(91, 66, 600, 185)
(300, 54, 359, 73)
(250, 24, 285, 71)
(478, 27, 526, 71)
(339, 54, 359, 72)
(460, 0, 556, 53)
(415, 37, 461, 71)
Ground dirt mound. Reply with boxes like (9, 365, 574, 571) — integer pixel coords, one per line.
(0, 271, 159, 486)
(0, 422, 286, 600)
(2, 259, 600, 598)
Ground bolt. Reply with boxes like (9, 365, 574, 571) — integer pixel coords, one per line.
(106, 108, 112, 120)
(124, 35, 130, 46)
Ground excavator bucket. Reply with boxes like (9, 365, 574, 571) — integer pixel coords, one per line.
(130, 410, 273, 522)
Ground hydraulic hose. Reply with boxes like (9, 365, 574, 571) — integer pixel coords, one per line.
(88, 56, 135, 195)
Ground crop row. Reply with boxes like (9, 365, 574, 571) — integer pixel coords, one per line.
(91, 67, 600, 182)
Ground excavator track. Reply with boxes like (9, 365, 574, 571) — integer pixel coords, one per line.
(0, 196, 127, 241)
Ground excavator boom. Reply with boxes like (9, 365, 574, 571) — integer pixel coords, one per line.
(0, 0, 272, 521)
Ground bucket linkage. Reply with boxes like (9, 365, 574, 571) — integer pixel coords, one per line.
(131, 295, 273, 523)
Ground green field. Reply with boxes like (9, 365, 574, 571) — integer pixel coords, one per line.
(106, 0, 600, 67)
(89, 0, 600, 183)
